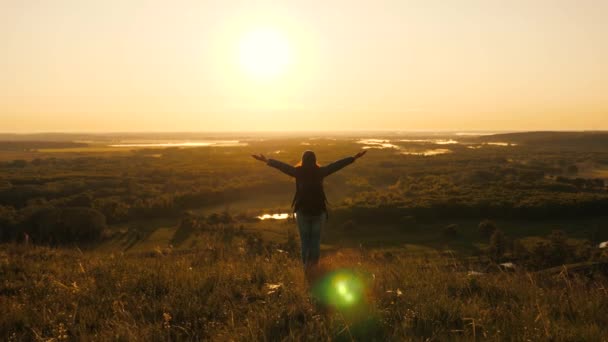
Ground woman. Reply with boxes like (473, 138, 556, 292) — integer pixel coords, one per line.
(252, 150, 366, 271)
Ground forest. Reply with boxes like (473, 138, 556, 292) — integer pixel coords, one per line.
(1, 132, 607, 239)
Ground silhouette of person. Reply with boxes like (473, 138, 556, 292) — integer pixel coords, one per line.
(252, 150, 366, 274)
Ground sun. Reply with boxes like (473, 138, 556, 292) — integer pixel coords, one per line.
(238, 28, 292, 81)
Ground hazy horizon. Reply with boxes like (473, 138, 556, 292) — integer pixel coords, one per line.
(2, 0, 607, 132)
(2, 128, 608, 135)
(3, 129, 604, 136)
(1, 129, 514, 134)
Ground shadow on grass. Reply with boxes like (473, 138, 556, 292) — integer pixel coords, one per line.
(170, 224, 194, 246)
(116, 219, 177, 251)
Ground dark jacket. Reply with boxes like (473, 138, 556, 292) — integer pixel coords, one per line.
(267, 157, 355, 215)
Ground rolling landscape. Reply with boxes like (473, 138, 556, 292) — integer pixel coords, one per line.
(1, 131, 608, 340)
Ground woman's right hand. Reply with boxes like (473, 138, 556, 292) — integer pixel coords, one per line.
(251, 154, 268, 163)
(353, 150, 367, 160)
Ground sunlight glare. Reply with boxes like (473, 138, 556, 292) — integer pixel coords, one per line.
(238, 28, 292, 80)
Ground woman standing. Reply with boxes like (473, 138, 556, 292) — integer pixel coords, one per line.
(252, 150, 366, 271)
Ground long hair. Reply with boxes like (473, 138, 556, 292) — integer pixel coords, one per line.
(295, 150, 320, 168)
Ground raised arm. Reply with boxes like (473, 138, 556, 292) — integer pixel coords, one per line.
(321, 150, 367, 177)
(267, 159, 296, 177)
(252, 154, 296, 177)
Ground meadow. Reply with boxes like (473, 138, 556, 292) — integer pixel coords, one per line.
(1, 131, 608, 341)
(2, 231, 608, 341)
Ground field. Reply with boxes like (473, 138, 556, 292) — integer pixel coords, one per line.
(2, 236, 608, 341)
(1, 131, 608, 341)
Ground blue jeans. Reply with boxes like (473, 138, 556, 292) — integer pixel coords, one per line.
(295, 210, 327, 268)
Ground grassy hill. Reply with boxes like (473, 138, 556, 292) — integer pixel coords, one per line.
(2, 223, 608, 341)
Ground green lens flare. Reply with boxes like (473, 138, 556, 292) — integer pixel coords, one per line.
(312, 269, 366, 309)
(337, 281, 348, 295)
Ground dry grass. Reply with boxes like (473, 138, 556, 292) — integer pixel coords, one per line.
(1, 229, 607, 341)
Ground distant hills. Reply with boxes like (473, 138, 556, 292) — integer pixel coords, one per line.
(0, 141, 88, 151)
(1, 131, 608, 149)
(479, 131, 608, 149)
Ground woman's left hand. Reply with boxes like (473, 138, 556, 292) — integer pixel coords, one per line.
(251, 154, 268, 163)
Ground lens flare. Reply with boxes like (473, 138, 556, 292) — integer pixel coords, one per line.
(310, 268, 385, 339)
(311, 269, 366, 310)
(337, 281, 348, 295)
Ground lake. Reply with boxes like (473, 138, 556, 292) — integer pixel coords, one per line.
(109, 140, 247, 147)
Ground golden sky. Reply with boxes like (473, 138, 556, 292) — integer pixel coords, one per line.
(1, 0, 607, 132)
